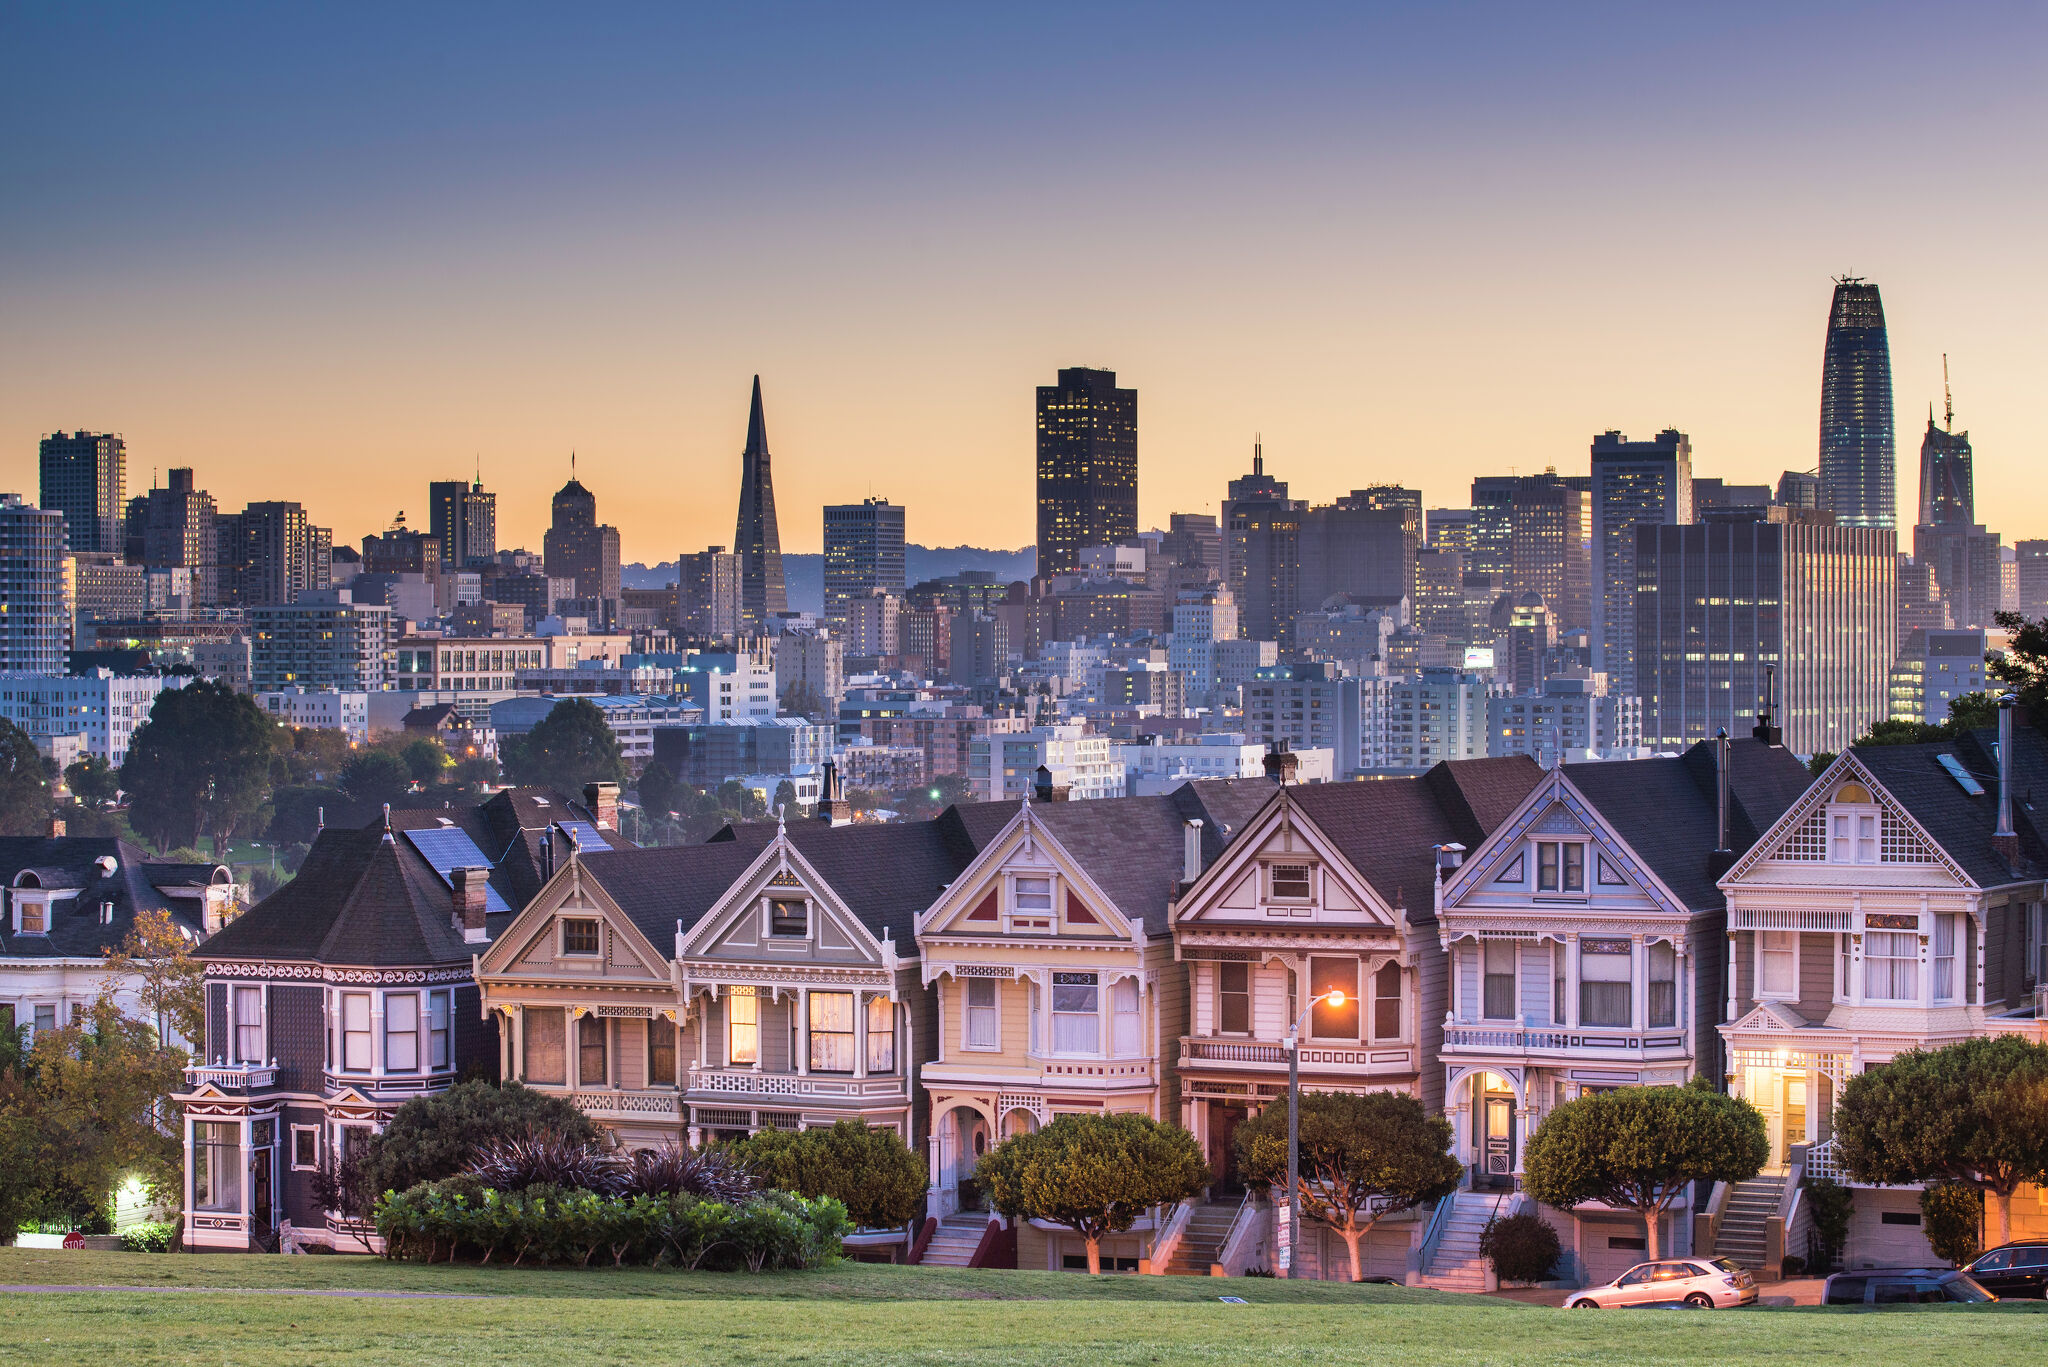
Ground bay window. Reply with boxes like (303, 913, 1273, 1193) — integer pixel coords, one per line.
(1758, 930, 1796, 999)
(865, 996, 895, 1073)
(727, 990, 759, 1065)
(1482, 941, 1516, 1020)
(1647, 941, 1677, 1028)
(1934, 915, 1958, 1002)
(578, 1013, 607, 1086)
(1578, 939, 1631, 1027)
(1217, 962, 1251, 1035)
(386, 993, 420, 1071)
(524, 1006, 567, 1083)
(649, 1019, 676, 1086)
(1111, 978, 1140, 1056)
(965, 978, 999, 1049)
(1865, 931, 1918, 1001)
(234, 985, 264, 1063)
(1051, 973, 1100, 1054)
(1373, 961, 1401, 1040)
(340, 992, 373, 1071)
(809, 992, 855, 1072)
(192, 1121, 239, 1212)
(1310, 957, 1359, 1039)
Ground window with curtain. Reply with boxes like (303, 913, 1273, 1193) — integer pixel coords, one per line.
(341, 992, 373, 1071)
(1310, 958, 1360, 1039)
(429, 990, 451, 1070)
(386, 993, 420, 1071)
(769, 900, 808, 937)
(1482, 941, 1516, 1020)
(648, 1019, 676, 1086)
(1111, 978, 1140, 1056)
(965, 978, 998, 1049)
(234, 985, 263, 1063)
(578, 1013, 607, 1086)
(727, 991, 759, 1065)
(865, 996, 895, 1073)
(1579, 939, 1632, 1027)
(192, 1121, 240, 1212)
(1552, 941, 1566, 1024)
(1052, 974, 1100, 1054)
(1758, 930, 1796, 998)
(1647, 942, 1677, 1027)
(1217, 962, 1251, 1034)
(1563, 844, 1585, 892)
(1865, 932, 1918, 1001)
(1934, 915, 1958, 1002)
(809, 992, 855, 1072)
(1830, 809, 1878, 863)
(524, 1006, 566, 1083)
(1373, 961, 1401, 1040)
(1536, 842, 1560, 891)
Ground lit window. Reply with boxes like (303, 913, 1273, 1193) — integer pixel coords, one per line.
(965, 977, 999, 1049)
(1758, 931, 1795, 998)
(1052, 973, 1100, 1053)
(727, 991, 759, 1065)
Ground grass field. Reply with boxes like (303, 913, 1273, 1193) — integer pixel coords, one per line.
(1, 1250, 2043, 1366)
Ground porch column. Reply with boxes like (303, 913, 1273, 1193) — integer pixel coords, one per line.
(1726, 930, 1738, 1020)
(1849, 932, 1864, 1005)
(1564, 934, 1581, 1029)
(1630, 935, 1645, 1032)
(1513, 1104, 1537, 1178)
(1973, 899, 1987, 1005)
(1919, 912, 1934, 1008)
(854, 992, 869, 1079)
(795, 988, 810, 1076)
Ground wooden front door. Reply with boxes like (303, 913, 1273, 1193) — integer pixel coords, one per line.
(1207, 1102, 1246, 1195)
(1482, 1096, 1515, 1189)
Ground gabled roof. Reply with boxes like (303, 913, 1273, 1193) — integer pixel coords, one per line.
(1284, 757, 1546, 925)
(1846, 725, 2048, 887)
(0, 836, 217, 958)
(385, 785, 628, 912)
(1563, 738, 1812, 909)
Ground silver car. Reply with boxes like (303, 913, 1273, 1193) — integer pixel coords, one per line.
(1567, 1258, 1757, 1309)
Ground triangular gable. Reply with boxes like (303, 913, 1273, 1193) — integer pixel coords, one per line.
(1442, 772, 1686, 918)
(1173, 789, 1397, 929)
(918, 802, 1134, 941)
(677, 828, 887, 969)
(1722, 751, 1971, 887)
(1723, 1001, 1812, 1034)
(476, 855, 669, 981)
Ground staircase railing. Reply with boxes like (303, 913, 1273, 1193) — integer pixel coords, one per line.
(967, 1215, 1015, 1270)
(1215, 1190, 1269, 1276)
(907, 1216, 938, 1265)
(1803, 1138, 1845, 1183)
(1410, 1189, 1456, 1283)
(1694, 1181, 1730, 1257)
(1765, 1158, 1804, 1280)
(1140, 1199, 1197, 1275)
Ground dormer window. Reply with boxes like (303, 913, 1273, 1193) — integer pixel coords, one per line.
(769, 900, 808, 937)
(1269, 864, 1312, 901)
(1828, 782, 1879, 864)
(1011, 876, 1053, 932)
(16, 897, 47, 935)
(561, 918, 601, 956)
(1536, 843, 1584, 893)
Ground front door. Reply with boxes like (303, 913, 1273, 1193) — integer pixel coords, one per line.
(1781, 1078, 1807, 1165)
(1482, 1097, 1514, 1189)
(249, 1148, 273, 1229)
(955, 1111, 989, 1211)
(1207, 1102, 1246, 1195)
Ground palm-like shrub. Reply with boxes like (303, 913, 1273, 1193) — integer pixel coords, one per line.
(625, 1144, 757, 1203)
(1478, 1211, 1561, 1284)
(467, 1131, 627, 1195)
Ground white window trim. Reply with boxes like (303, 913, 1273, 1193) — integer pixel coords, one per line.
(1006, 873, 1056, 934)
(1265, 861, 1315, 903)
(232, 984, 266, 1064)
(1827, 803, 1880, 865)
(1754, 929, 1800, 1003)
(962, 976, 1002, 1052)
(1214, 961, 1252, 1037)
(1480, 941, 1518, 1022)
(726, 989, 761, 1068)
(289, 1123, 321, 1172)
(559, 915, 603, 958)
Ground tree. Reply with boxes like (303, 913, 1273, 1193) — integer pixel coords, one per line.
(636, 761, 678, 816)
(121, 681, 279, 851)
(1834, 1034, 2048, 1245)
(1235, 1090, 1461, 1281)
(780, 680, 828, 721)
(360, 1079, 601, 1198)
(64, 755, 121, 808)
(98, 907, 206, 1049)
(1991, 610, 2048, 716)
(452, 754, 501, 793)
(978, 1112, 1208, 1274)
(499, 699, 625, 793)
(0, 718, 51, 837)
(1852, 692, 2003, 748)
(731, 1119, 928, 1230)
(1522, 1082, 1767, 1260)
(400, 738, 451, 785)
(773, 779, 801, 817)
(266, 784, 350, 845)
(339, 750, 412, 808)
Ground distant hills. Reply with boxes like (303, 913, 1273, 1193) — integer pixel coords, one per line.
(622, 544, 1038, 617)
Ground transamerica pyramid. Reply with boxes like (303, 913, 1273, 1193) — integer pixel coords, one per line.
(733, 374, 786, 629)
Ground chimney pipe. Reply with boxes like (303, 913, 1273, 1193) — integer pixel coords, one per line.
(1182, 819, 1204, 884)
(1997, 693, 2017, 840)
(452, 866, 489, 942)
(1715, 728, 1732, 855)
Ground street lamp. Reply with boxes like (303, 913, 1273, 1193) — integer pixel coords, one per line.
(1279, 986, 1346, 1278)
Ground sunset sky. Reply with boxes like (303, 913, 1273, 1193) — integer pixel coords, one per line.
(4, 5, 2044, 560)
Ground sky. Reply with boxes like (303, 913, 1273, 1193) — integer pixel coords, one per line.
(3, 4, 2045, 559)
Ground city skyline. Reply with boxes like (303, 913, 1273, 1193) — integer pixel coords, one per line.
(4, 7, 2046, 558)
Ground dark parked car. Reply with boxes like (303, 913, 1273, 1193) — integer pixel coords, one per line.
(1964, 1243, 2048, 1299)
(1821, 1268, 1997, 1306)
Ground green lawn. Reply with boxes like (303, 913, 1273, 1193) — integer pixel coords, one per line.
(0, 1250, 2042, 1366)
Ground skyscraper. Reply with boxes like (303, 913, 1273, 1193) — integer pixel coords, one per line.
(1590, 428, 1693, 694)
(1916, 376, 1973, 529)
(39, 431, 125, 556)
(733, 376, 786, 630)
(1035, 367, 1137, 577)
(822, 497, 906, 623)
(219, 501, 319, 606)
(0, 494, 70, 673)
(1223, 438, 1288, 597)
(677, 546, 741, 639)
(543, 467, 622, 614)
(430, 476, 498, 569)
(1818, 277, 1896, 530)
(133, 468, 221, 605)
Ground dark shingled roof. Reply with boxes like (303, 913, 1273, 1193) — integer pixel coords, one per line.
(1566, 738, 1812, 909)
(0, 837, 220, 958)
(1851, 725, 2048, 887)
(1288, 757, 1546, 924)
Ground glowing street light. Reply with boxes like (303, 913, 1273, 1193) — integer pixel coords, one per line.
(1279, 986, 1346, 1278)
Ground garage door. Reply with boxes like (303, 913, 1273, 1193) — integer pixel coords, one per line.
(1578, 1217, 1651, 1286)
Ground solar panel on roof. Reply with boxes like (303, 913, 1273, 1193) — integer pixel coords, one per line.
(1936, 753, 1985, 797)
(402, 828, 512, 912)
(558, 820, 613, 853)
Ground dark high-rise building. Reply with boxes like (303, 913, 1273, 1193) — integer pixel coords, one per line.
(1223, 439, 1288, 598)
(1231, 497, 1303, 647)
(1035, 367, 1137, 576)
(1590, 429, 1693, 694)
(1776, 470, 1821, 510)
(1634, 512, 1895, 756)
(430, 477, 498, 569)
(0, 494, 69, 672)
(543, 468, 622, 613)
(677, 546, 741, 639)
(1818, 277, 1896, 530)
(39, 431, 126, 556)
(822, 497, 906, 624)
(1163, 512, 1224, 581)
(134, 468, 221, 605)
(219, 501, 319, 606)
(733, 376, 786, 630)
(1916, 388, 1973, 529)
(1297, 493, 1419, 617)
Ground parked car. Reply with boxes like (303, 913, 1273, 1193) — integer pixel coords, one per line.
(1821, 1269, 1997, 1306)
(1963, 1243, 2048, 1299)
(1566, 1258, 1757, 1309)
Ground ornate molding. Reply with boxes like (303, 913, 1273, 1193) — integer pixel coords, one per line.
(204, 961, 473, 985)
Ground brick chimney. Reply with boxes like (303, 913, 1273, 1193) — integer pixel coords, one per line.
(583, 781, 620, 832)
(1263, 741, 1298, 786)
(816, 762, 852, 827)
(452, 866, 489, 943)
(46, 815, 65, 838)
(1033, 764, 1070, 803)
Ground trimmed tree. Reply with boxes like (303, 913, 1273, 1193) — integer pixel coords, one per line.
(1834, 1034, 2048, 1246)
(1235, 1090, 1461, 1281)
(500, 698, 626, 794)
(731, 1119, 928, 1230)
(361, 1079, 602, 1198)
(978, 1112, 1208, 1274)
(1522, 1081, 1768, 1261)
(121, 680, 279, 851)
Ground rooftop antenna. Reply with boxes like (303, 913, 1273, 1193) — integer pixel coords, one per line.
(1943, 354, 1954, 432)
(1253, 434, 1263, 477)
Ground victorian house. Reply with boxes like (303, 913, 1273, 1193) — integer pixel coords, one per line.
(174, 786, 605, 1251)
(1168, 757, 1543, 1281)
(1718, 719, 2048, 1270)
(913, 779, 1273, 1272)
(1433, 736, 1808, 1285)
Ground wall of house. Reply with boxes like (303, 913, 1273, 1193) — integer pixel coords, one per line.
(1687, 922, 1724, 1085)
(1795, 932, 1836, 1021)
(1988, 897, 2027, 1010)
(1414, 930, 1447, 1115)
(1146, 935, 1187, 1122)
(895, 964, 936, 1146)
(1016, 1221, 1149, 1273)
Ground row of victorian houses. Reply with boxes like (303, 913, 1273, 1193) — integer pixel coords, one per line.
(163, 711, 2048, 1283)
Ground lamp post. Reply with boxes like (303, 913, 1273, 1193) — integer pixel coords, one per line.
(1279, 986, 1346, 1278)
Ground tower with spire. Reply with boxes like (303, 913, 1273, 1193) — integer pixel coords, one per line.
(734, 375, 787, 629)
(1916, 354, 1974, 528)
